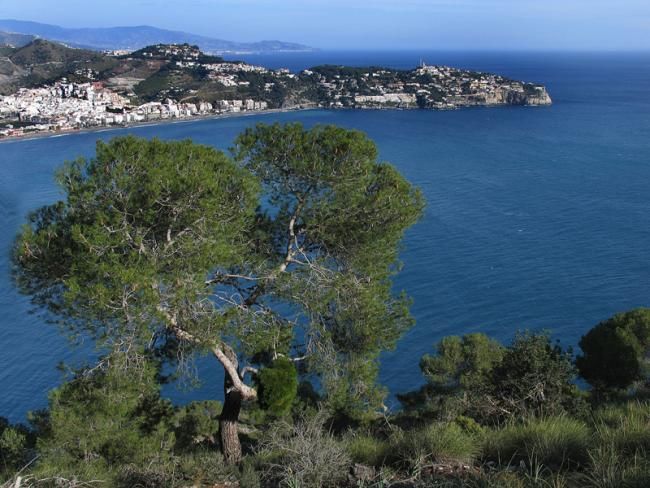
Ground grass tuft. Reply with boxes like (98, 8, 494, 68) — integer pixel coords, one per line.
(483, 416, 590, 470)
(389, 422, 480, 472)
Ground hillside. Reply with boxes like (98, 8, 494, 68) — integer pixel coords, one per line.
(0, 30, 34, 47)
(0, 39, 119, 93)
(0, 19, 315, 54)
(0, 40, 295, 102)
(9, 38, 105, 65)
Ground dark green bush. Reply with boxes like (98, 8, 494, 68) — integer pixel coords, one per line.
(257, 357, 299, 417)
(0, 419, 29, 480)
(31, 361, 175, 484)
(404, 333, 503, 420)
(488, 332, 584, 421)
(577, 309, 650, 392)
(402, 331, 584, 423)
(172, 400, 222, 451)
(420, 333, 504, 392)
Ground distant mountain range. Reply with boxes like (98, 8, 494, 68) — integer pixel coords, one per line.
(0, 19, 315, 54)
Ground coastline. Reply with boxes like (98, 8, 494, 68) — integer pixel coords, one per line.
(0, 102, 552, 144)
(0, 107, 313, 144)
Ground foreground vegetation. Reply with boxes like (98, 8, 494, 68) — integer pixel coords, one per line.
(3, 318, 650, 488)
(2, 125, 650, 487)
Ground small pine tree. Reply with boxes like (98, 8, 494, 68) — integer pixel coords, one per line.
(33, 358, 175, 481)
(577, 308, 650, 392)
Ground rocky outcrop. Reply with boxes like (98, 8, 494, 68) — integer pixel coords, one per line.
(523, 86, 553, 106)
(503, 85, 552, 106)
(445, 85, 552, 108)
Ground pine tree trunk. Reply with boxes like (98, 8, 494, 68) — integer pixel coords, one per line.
(219, 350, 243, 464)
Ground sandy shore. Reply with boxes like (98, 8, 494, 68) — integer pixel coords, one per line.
(0, 107, 314, 144)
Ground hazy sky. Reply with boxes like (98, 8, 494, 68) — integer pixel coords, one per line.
(1, 0, 649, 50)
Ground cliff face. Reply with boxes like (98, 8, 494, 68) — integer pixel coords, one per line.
(524, 86, 553, 106)
(507, 86, 553, 106)
(474, 86, 552, 107)
(343, 86, 553, 110)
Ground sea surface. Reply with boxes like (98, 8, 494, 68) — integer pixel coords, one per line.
(1, 51, 650, 421)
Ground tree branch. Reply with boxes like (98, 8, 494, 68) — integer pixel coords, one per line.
(212, 346, 257, 400)
(239, 365, 259, 379)
(243, 195, 309, 306)
(156, 294, 258, 401)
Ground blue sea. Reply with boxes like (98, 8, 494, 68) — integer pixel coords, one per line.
(2, 51, 650, 421)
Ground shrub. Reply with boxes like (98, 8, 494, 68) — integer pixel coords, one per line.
(400, 334, 503, 419)
(176, 450, 237, 485)
(389, 423, 480, 472)
(256, 410, 351, 487)
(345, 432, 390, 467)
(420, 333, 504, 392)
(116, 450, 236, 488)
(257, 357, 299, 417)
(31, 361, 175, 484)
(488, 332, 584, 421)
(117, 464, 174, 488)
(0, 421, 29, 480)
(454, 415, 485, 436)
(239, 457, 262, 488)
(483, 416, 591, 470)
(403, 331, 585, 423)
(577, 309, 650, 392)
(172, 400, 221, 451)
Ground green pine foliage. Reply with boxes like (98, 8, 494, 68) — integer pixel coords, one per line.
(420, 333, 504, 392)
(489, 331, 585, 420)
(31, 361, 175, 482)
(0, 418, 30, 481)
(172, 401, 222, 451)
(257, 358, 299, 417)
(577, 308, 650, 392)
(402, 331, 584, 423)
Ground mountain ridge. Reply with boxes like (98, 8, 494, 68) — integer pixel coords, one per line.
(0, 19, 315, 54)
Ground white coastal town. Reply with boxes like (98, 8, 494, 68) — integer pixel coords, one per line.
(0, 80, 269, 139)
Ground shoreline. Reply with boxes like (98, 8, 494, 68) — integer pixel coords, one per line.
(0, 107, 313, 144)
(0, 101, 551, 144)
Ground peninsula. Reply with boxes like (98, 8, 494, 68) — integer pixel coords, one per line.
(0, 41, 552, 139)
